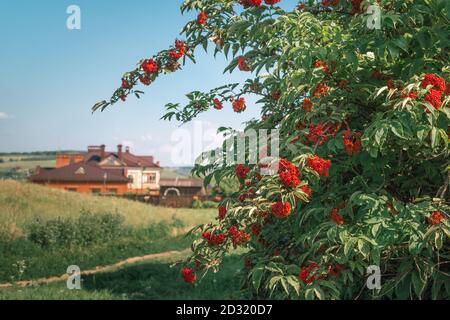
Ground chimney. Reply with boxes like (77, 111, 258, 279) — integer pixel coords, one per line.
(125, 146, 130, 154)
(117, 144, 123, 160)
(100, 145, 106, 158)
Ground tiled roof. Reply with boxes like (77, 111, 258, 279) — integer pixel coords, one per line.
(85, 151, 159, 168)
(29, 162, 129, 183)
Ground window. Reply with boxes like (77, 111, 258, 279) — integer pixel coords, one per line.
(66, 188, 77, 192)
(127, 175, 134, 183)
(74, 167, 85, 175)
(91, 188, 101, 194)
(107, 188, 118, 195)
(143, 173, 156, 183)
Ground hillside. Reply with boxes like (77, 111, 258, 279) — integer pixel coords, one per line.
(0, 180, 231, 292)
(0, 180, 215, 230)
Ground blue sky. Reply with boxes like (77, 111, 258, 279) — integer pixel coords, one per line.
(0, 0, 298, 165)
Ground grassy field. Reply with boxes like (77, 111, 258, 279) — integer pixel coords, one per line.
(0, 180, 214, 228)
(0, 180, 243, 300)
(0, 253, 244, 300)
(0, 159, 56, 170)
(0, 154, 56, 180)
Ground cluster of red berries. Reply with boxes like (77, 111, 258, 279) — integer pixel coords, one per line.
(401, 91, 418, 99)
(330, 208, 345, 225)
(271, 201, 292, 219)
(299, 262, 344, 285)
(327, 264, 344, 278)
(228, 226, 251, 247)
(240, 0, 263, 7)
(238, 56, 251, 72)
(387, 79, 396, 90)
(218, 206, 227, 220)
(307, 123, 328, 145)
(239, 188, 257, 202)
(197, 11, 208, 25)
(372, 70, 385, 80)
(232, 97, 247, 113)
(299, 262, 319, 284)
(244, 257, 253, 269)
(141, 59, 158, 74)
(303, 97, 313, 112)
(121, 78, 130, 89)
(421, 74, 447, 111)
(342, 130, 362, 156)
(307, 155, 332, 177)
(139, 75, 151, 86)
(313, 82, 329, 98)
(300, 184, 313, 197)
(278, 159, 301, 188)
(303, 122, 341, 146)
(350, 0, 363, 15)
(264, 0, 281, 5)
(236, 164, 251, 180)
(314, 59, 330, 74)
(181, 266, 197, 284)
(168, 39, 187, 60)
(429, 211, 445, 225)
(250, 223, 262, 236)
(202, 231, 226, 246)
(321, 0, 339, 6)
(213, 98, 223, 110)
(271, 90, 281, 101)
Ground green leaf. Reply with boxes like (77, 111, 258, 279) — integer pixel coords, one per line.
(252, 268, 264, 293)
(286, 275, 300, 296)
(390, 121, 407, 139)
(344, 238, 356, 257)
(411, 271, 425, 298)
(314, 286, 325, 300)
(435, 232, 443, 250)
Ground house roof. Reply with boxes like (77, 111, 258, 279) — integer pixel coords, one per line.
(159, 178, 203, 188)
(29, 162, 129, 183)
(84, 151, 160, 168)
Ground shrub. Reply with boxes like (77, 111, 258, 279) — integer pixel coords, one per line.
(140, 221, 172, 239)
(201, 201, 219, 209)
(94, 0, 450, 300)
(191, 199, 203, 209)
(192, 200, 219, 209)
(27, 211, 125, 247)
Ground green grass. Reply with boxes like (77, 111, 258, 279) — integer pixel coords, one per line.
(0, 180, 215, 230)
(0, 159, 56, 170)
(0, 254, 245, 300)
(0, 233, 198, 283)
(0, 180, 224, 299)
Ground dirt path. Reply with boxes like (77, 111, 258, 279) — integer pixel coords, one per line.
(0, 248, 190, 289)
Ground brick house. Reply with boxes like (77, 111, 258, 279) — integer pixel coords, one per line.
(29, 145, 204, 199)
